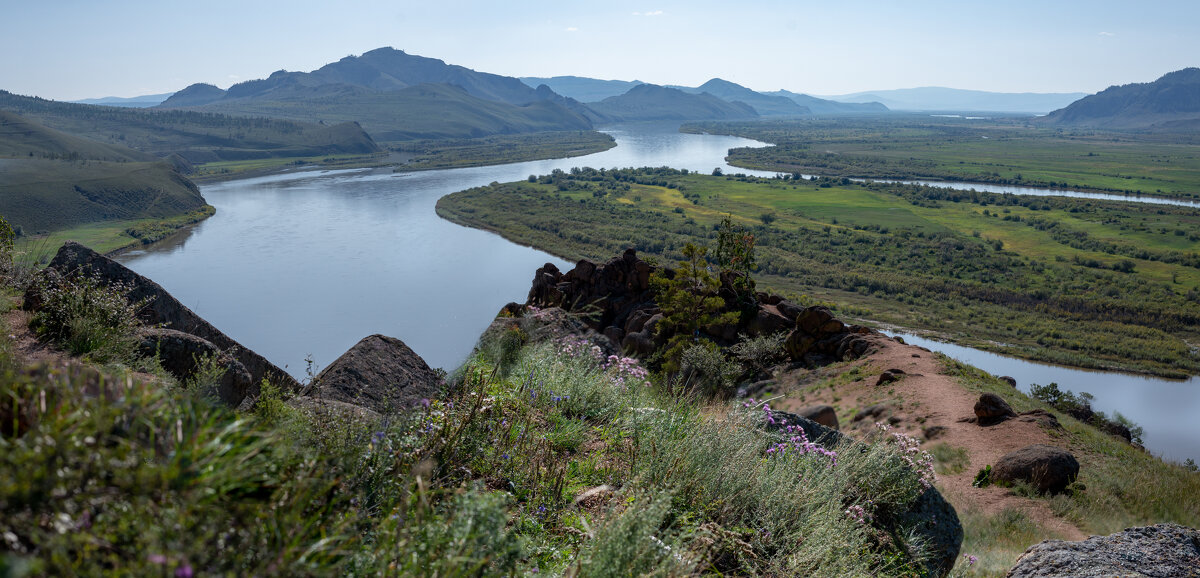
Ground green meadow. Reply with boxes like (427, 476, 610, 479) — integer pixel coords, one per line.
(438, 168, 1200, 377)
(683, 117, 1200, 201)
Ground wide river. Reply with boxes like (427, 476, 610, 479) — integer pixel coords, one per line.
(118, 122, 1198, 463)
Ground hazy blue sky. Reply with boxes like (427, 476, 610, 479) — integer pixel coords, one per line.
(3, 0, 1197, 101)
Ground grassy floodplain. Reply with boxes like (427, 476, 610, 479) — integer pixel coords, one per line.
(438, 168, 1200, 377)
(682, 117, 1200, 201)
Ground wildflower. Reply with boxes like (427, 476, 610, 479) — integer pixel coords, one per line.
(845, 505, 870, 524)
(964, 554, 978, 566)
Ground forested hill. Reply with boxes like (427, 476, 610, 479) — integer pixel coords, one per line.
(1044, 68, 1200, 129)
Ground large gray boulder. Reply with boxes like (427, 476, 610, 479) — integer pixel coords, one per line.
(307, 334, 442, 414)
(974, 392, 1017, 425)
(765, 409, 962, 577)
(138, 327, 253, 406)
(795, 404, 839, 430)
(41, 242, 299, 401)
(992, 444, 1079, 494)
(1007, 523, 1200, 577)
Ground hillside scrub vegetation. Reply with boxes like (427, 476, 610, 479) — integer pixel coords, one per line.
(0, 301, 942, 575)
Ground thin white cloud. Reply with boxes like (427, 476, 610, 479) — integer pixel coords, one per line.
(1099, 31, 1115, 37)
(632, 10, 664, 16)
(565, 26, 578, 32)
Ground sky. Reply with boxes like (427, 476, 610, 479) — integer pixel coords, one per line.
(2, 0, 1198, 101)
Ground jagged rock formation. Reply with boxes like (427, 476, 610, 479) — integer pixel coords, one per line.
(31, 242, 298, 405)
(1007, 523, 1200, 577)
(992, 444, 1080, 494)
(305, 334, 443, 414)
(765, 409, 963, 578)
(784, 305, 876, 365)
(525, 249, 877, 364)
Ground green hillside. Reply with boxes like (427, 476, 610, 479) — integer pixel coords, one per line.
(0, 90, 381, 162)
(0, 110, 210, 255)
(0, 110, 153, 162)
(0, 159, 207, 236)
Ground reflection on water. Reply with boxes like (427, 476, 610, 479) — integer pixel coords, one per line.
(886, 332, 1199, 463)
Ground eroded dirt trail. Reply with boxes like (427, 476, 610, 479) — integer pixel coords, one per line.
(776, 334, 1087, 541)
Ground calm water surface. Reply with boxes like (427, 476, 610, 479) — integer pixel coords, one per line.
(118, 123, 772, 376)
(118, 123, 1197, 462)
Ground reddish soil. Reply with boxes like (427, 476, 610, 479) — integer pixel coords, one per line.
(776, 334, 1086, 541)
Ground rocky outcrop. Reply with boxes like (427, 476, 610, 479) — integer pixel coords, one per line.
(783, 306, 875, 365)
(306, 334, 443, 414)
(37, 242, 299, 402)
(137, 328, 253, 406)
(1007, 523, 1200, 578)
(763, 409, 962, 578)
(526, 249, 802, 355)
(525, 250, 877, 368)
(974, 393, 1018, 425)
(992, 444, 1080, 494)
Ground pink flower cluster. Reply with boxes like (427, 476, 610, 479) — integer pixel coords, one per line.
(557, 336, 604, 363)
(603, 354, 649, 388)
(766, 422, 838, 466)
(875, 422, 936, 489)
(844, 504, 870, 525)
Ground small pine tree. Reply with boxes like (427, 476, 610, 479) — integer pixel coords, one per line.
(650, 242, 737, 373)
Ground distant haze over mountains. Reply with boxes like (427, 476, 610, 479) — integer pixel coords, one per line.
(821, 87, 1088, 114)
(72, 93, 173, 108)
(1043, 68, 1200, 130)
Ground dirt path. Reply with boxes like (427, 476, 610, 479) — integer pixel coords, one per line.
(776, 334, 1087, 541)
(4, 308, 72, 367)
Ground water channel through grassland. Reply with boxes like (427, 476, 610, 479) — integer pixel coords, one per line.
(117, 122, 1199, 463)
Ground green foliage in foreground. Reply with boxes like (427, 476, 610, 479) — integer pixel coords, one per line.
(28, 273, 147, 364)
(0, 323, 936, 576)
(436, 167, 1200, 376)
(683, 117, 1200, 201)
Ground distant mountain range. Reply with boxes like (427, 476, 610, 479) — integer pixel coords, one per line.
(73, 93, 173, 108)
(822, 87, 1087, 114)
(587, 84, 759, 122)
(519, 76, 643, 103)
(1043, 68, 1200, 129)
(520, 75, 884, 116)
(158, 47, 595, 140)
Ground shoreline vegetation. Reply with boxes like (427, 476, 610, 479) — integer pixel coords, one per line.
(437, 167, 1200, 378)
(680, 117, 1200, 202)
